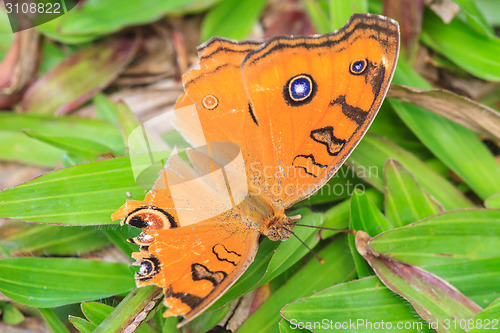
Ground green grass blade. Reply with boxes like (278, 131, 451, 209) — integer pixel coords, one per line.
(282, 276, 429, 332)
(0, 223, 109, 257)
(260, 211, 324, 284)
(369, 209, 500, 266)
(427, 257, 500, 307)
(303, 0, 330, 34)
(39, 308, 71, 333)
(383, 159, 443, 227)
(0, 156, 149, 225)
(327, 0, 368, 31)
(421, 10, 500, 81)
(201, 0, 267, 42)
(69, 316, 95, 333)
(349, 189, 392, 277)
(93, 286, 161, 333)
(37, 0, 219, 43)
(357, 231, 481, 333)
(485, 193, 500, 209)
(452, 0, 494, 36)
(23, 129, 117, 161)
(238, 237, 356, 333)
(390, 62, 500, 200)
(348, 134, 474, 209)
(469, 297, 500, 333)
(0, 258, 135, 308)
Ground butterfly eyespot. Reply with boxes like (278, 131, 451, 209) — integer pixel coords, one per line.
(350, 59, 368, 75)
(124, 207, 178, 230)
(283, 74, 317, 106)
(128, 232, 154, 246)
(136, 256, 161, 281)
(202, 94, 218, 110)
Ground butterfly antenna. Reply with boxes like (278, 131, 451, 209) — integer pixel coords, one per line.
(287, 229, 325, 264)
(294, 224, 355, 234)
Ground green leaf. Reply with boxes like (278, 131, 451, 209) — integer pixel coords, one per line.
(114, 101, 141, 145)
(238, 237, 356, 333)
(39, 308, 71, 333)
(0, 258, 135, 307)
(452, 0, 494, 36)
(36, 0, 220, 43)
(0, 113, 125, 161)
(2, 302, 24, 325)
(421, 10, 500, 81)
(23, 129, 117, 160)
(369, 209, 500, 266)
(301, 165, 368, 205)
(69, 316, 96, 333)
(279, 319, 310, 333)
(201, 0, 267, 41)
(93, 286, 161, 333)
(349, 189, 392, 277)
(469, 297, 500, 333)
(427, 257, 500, 307)
(485, 193, 500, 209)
(94, 94, 119, 125)
(0, 130, 64, 167)
(476, 0, 500, 25)
(20, 37, 138, 114)
(0, 156, 148, 225)
(356, 231, 481, 333)
(322, 187, 384, 238)
(348, 134, 473, 210)
(384, 159, 443, 227)
(387, 84, 500, 143)
(101, 225, 139, 257)
(391, 62, 500, 200)
(327, 0, 368, 31)
(81, 301, 157, 333)
(187, 305, 231, 333)
(39, 40, 68, 75)
(81, 302, 113, 326)
(303, 0, 330, 34)
(0, 222, 109, 257)
(260, 212, 324, 284)
(282, 276, 428, 332)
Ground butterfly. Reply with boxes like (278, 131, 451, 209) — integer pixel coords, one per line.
(112, 13, 399, 327)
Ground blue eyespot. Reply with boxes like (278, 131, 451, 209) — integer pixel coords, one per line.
(350, 59, 367, 75)
(289, 75, 313, 102)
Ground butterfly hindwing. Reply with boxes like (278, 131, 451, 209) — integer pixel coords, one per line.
(132, 212, 259, 325)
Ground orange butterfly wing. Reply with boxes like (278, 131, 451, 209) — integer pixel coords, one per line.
(112, 164, 260, 327)
(112, 13, 400, 326)
(240, 14, 399, 206)
(177, 14, 399, 207)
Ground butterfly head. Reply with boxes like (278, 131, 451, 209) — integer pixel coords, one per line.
(264, 215, 294, 241)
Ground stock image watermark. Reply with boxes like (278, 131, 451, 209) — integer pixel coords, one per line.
(4, 0, 81, 32)
(288, 318, 499, 331)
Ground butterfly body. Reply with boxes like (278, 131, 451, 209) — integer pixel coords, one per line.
(112, 13, 399, 327)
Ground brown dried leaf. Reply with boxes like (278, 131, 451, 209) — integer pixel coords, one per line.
(427, 0, 461, 23)
(0, 30, 41, 108)
(388, 84, 500, 142)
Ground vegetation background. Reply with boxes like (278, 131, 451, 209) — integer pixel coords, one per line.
(0, 0, 499, 332)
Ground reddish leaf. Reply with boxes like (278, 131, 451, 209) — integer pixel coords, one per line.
(20, 36, 139, 114)
(356, 231, 482, 332)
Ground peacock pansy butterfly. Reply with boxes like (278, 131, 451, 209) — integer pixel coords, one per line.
(112, 13, 399, 327)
